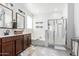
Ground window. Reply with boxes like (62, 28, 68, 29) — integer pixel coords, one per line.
(27, 16, 32, 29)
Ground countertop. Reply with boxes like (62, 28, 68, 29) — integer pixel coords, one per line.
(0, 32, 31, 38)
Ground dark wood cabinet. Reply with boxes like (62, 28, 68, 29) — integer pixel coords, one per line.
(2, 37, 15, 56)
(0, 33, 31, 56)
(0, 39, 1, 56)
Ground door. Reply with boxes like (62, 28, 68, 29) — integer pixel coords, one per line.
(48, 19, 66, 46)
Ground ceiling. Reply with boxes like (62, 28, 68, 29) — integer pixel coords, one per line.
(25, 3, 67, 16)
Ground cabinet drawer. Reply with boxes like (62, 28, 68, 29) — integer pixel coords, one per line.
(2, 37, 14, 42)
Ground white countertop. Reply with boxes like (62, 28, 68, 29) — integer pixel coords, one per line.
(0, 32, 31, 38)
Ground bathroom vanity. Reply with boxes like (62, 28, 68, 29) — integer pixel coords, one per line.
(0, 33, 31, 56)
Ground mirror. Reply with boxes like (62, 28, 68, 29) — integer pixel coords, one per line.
(16, 13, 25, 29)
(0, 4, 13, 28)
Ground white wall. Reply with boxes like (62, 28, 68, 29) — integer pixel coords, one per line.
(67, 3, 75, 48)
(66, 3, 79, 49)
(32, 15, 49, 41)
(74, 4, 79, 37)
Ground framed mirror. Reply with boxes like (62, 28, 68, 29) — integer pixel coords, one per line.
(16, 13, 25, 29)
(0, 4, 13, 28)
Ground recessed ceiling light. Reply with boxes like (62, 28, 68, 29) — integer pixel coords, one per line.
(54, 8, 58, 11)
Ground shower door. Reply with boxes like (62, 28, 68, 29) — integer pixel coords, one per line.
(48, 20, 55, 46)
(48, 19, 66, 46)
(55, 19, 66, 45)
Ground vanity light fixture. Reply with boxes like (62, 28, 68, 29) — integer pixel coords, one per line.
(9, 3, 13, 7)
(18, 9, 25, 15)
(6, 3, 14, 7)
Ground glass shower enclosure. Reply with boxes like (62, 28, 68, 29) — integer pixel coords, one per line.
(47, 18, 67, 47)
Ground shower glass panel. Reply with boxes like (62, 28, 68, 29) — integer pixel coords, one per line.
(48, 19, 66, 46)
(48, 20, 55, 45)
(55, 19, 66, 45)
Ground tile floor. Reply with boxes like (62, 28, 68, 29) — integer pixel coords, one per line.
(20, 46, 70, 56)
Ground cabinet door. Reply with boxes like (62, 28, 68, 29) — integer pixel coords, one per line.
(15, 37, 23, 55)
(2, 41, 15, 56)
(0, 39, 1, 56)
(23, 35, 27, 50)
(27, 34, 31, 47)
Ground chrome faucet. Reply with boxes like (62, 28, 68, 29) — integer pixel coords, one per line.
(4, 29, 10, 35)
